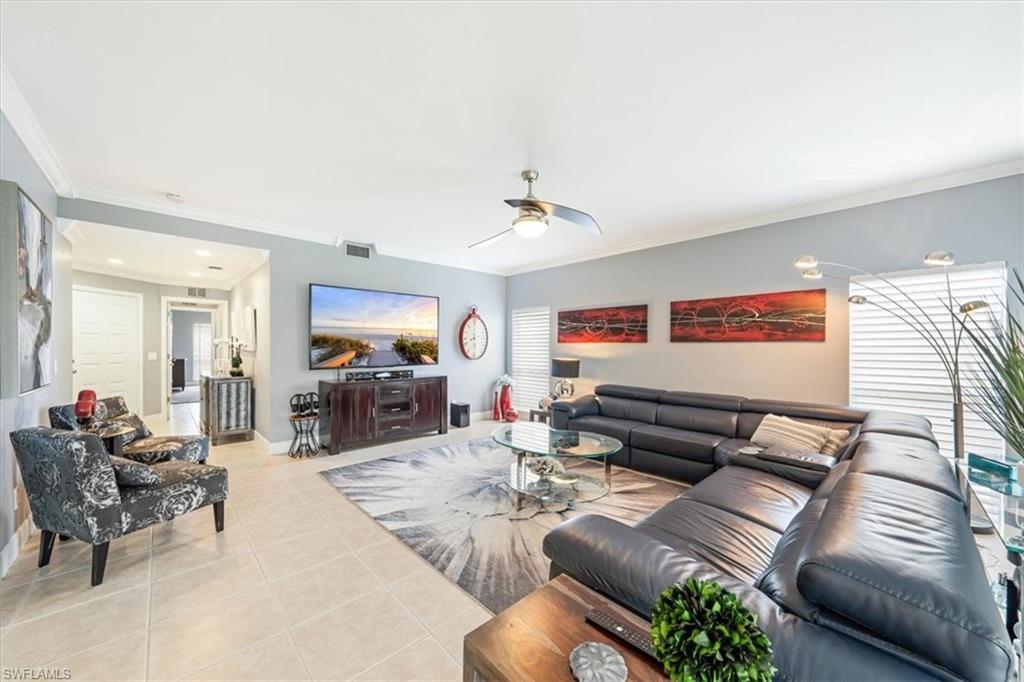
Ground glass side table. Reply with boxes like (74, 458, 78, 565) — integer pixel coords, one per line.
(958, 460, 1024, 677)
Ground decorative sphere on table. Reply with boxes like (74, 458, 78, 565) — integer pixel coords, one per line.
(569, 642, 627, 682)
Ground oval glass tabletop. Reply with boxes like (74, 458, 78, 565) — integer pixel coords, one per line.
(491, 421, 622, 459)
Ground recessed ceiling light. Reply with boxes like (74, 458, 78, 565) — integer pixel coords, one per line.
(188, 271, 201, 278)
(195, 249, 212, 257)
(166, 192, 185, 203)
(107, 257, 124, 265)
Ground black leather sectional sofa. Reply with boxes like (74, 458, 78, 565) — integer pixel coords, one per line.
(545, 384, 1012, 681)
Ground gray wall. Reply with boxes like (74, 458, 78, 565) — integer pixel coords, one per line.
(171, 310, 214, 384)
(506, 174, 1024, 405)
(0, 113, 73, 558)
(71, 270, 229, 416)
(59, 198, 508, 445)
(229, 261, 271, 436)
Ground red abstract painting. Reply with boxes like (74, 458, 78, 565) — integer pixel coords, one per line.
(670, 289, 826, 342)
(558, 304, 648, 343)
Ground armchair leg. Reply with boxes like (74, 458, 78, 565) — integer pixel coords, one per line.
(213, 501, 225, 533)
(91, 542, 109, 586)
(38, 530, 56, 567)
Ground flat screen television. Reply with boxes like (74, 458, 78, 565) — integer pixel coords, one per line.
(309, 284, 439, 369)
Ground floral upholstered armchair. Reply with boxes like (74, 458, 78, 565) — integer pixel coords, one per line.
(49, 396, 208, 464)
(9, 427, 228, 586)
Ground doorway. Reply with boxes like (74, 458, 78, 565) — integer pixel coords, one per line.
(169, 309, 214, 404)
(72, 286, 144, 414)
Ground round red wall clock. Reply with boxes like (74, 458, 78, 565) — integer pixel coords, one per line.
(459, 306, 489, 360)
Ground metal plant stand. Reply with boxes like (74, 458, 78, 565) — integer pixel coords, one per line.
(289, 414, 320, 457)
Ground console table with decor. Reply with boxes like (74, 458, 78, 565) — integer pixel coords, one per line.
(200, 374, 254, 445)
(318, 375, 447, 454)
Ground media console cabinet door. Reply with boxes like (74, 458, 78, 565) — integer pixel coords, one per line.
(337, 384, 376, 445)
(413, 380, 441, 431)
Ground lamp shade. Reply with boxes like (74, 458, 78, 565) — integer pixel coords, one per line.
(551, 358, 580, 379)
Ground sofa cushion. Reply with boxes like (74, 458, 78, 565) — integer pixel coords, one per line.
(797, 473, 1013, 682)
(596, 396, 658, 424)
(566, 416, 640, 466)
(638, 499, 781, 584)
(655, 404, 738, 439)
(109, 456, 160, 486)
(630, 425, 725, 464)
(682, 465, 811, 533)
(847, 432, 961, 501)
(631, 448, 714, 483)
(757, 499, 827, 620)
(755, 446, 835, 473)
(713, 438, 755, 468)
(120, 460, 228, 534)
(820, 428, 850, 456)
(858, 410, 937, 445)
(738, 399, 866, 440)
(595, 384, 665, 402)
(659, 391, 744, 412)
(809, 460, 851, 501)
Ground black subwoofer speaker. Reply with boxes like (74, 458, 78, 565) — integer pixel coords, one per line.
(450, 402, 470, 428)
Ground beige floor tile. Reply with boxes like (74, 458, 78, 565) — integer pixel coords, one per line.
(152, 504, 238, 548)
(147, 585, 287, 681)
(47, 631, 148, 681)
(354, 637, 461, 681)
(231, 489, 311, 522)
(0, 585, 149, 670)
(356, 536, 430, 583)
(151, 526, 250, 580)
(1, 550, 150, 627)
(269, 553, 382, 626)
(430, 605, 493, 663)
(240, 507, 329, 550)
(291, 588, 427, 681)
(331, 513, 395, 553)
(252, 528, 349, 581)
(390, 568, 482, 630)
(182, 631, 310, 681)
(151, 552, 267, 623)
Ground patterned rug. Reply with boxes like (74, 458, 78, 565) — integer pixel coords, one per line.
(320, 437, 686, 613)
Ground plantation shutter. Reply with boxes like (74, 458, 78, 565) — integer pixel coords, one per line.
(849, 261, 1008, 460)
(512, 306, 551, 412)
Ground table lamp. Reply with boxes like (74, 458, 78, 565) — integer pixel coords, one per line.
(551, 358, 581, 399)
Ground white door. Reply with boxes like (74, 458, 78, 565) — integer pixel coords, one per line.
(73, 288, 142, 413)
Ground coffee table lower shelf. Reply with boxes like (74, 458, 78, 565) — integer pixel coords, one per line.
(463, 574, 666, 682)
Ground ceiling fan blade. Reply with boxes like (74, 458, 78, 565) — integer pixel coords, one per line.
(504, 198, 601, 235)
(468, 228, 514, 249)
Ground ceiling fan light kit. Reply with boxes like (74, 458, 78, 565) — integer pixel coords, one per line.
(468, 169, 601, 248)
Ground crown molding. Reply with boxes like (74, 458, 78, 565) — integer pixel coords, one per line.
(72, 263, 239, 291)
(502, 159, 1024, 276)
(224, 253, 270, 290)
(1, 61, 74, 196)
(373, 243, 506, 276)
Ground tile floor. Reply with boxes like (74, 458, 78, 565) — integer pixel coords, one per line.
(2, 404, 1013, 680)
(1, 404, 497, 681)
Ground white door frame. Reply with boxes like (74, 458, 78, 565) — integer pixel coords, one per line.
(72, 285, 145, 415)
(161, 297, 229, 419)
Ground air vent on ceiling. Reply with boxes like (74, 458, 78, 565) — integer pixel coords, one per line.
(344, 242, 374, 259)
(187, 288, 208, 298)
(207, 265, 223, 271)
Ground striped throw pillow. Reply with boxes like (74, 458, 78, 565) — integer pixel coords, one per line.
(820, 429, 850, 456)
(751, 414, 831, 452)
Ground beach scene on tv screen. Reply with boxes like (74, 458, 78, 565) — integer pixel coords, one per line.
(310, 285, 438, 368)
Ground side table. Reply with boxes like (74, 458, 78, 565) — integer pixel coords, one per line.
(289, 414, 320, 457)
(92, 424, 135, 456)
(463, 574, 666, 681)
(528, 409, 550, 424)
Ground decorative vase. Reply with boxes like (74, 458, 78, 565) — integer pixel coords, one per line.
(500, 384, 513, 417)
(493, 389, 503, 420)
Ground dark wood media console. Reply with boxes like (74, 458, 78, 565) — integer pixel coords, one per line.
(318, 376, 448, 454)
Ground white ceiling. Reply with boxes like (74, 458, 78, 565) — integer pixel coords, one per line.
(70, 221, 267, 289)
(2, 2, 1021, 275)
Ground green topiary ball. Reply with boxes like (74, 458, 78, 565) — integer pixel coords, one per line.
(650, 578, 776, 682)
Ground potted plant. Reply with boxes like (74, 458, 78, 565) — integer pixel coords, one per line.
(959, 268, 1024, 458)
(651, 578, 776, 682)
(215, 336, 245, 377)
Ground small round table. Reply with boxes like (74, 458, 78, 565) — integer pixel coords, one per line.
(92, 424, 135, 457)
(491, 422, 622, 511)
(288, 414, 320, 457)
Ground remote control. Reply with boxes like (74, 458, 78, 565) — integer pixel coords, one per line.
(585, 608, 656, 657)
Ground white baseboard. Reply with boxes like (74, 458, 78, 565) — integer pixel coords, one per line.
(254, 430, 292, 456)
(1, 517, 35, 578)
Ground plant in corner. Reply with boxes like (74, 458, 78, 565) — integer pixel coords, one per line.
(651, 578, 776, 682)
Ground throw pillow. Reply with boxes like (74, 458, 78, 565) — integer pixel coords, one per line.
(751, 414, 831, 452)
(109, 456, 160, 486)
(820, 429, 851, 456)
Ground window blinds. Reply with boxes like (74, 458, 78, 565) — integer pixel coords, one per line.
(511, 307, 551, 413)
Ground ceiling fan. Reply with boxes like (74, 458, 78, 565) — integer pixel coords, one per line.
(468, 170, 601, 249)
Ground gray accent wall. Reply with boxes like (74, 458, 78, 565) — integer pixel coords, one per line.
(71, 270, 229, 416)
(59, 198, 508, 445)
(0, 113, 72, 558)
(506, 174, 1023, 405)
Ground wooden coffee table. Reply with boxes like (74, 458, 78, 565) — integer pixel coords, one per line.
(463, 574, 667, 681)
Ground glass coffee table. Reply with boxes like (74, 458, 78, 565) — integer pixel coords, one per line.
(491, 422, 623, 510)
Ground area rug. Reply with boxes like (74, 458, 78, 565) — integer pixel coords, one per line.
(320, 437, 686, 613)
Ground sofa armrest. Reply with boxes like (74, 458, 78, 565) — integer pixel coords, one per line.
(543, 514, 952, 681)
(550, 394, 599, 428)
